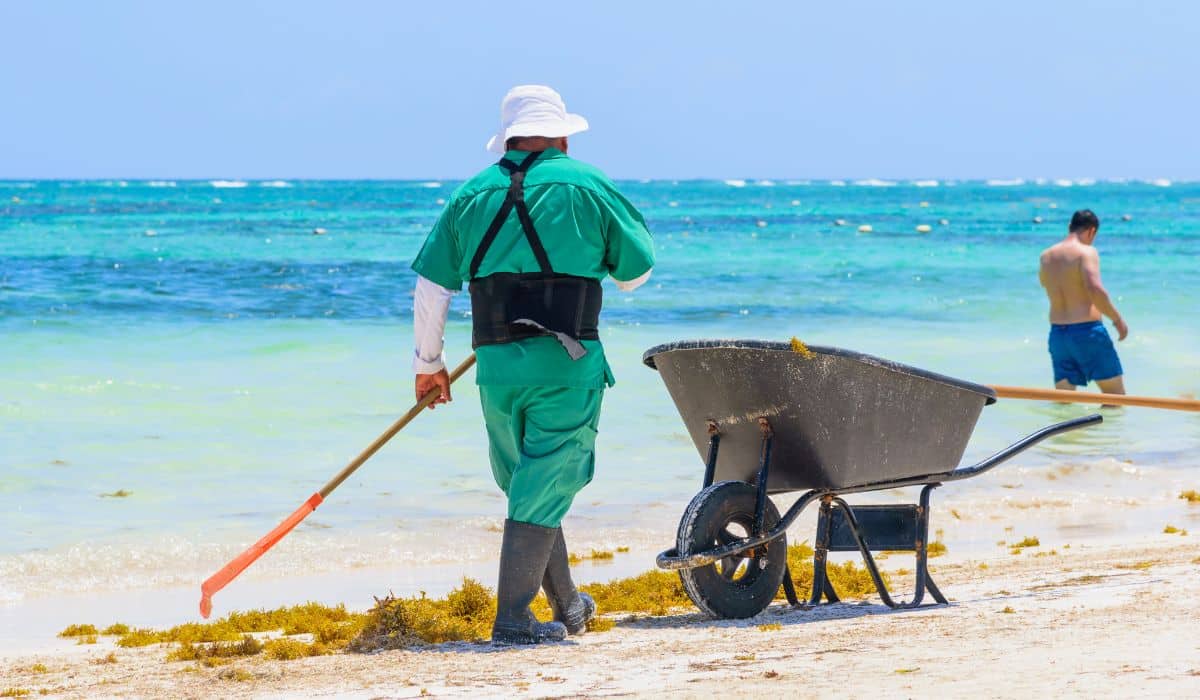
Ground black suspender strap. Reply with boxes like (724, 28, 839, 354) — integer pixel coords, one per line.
(468, 151, 553, 279)
(513, 196, 553, 275)
(467, 200, 514, 280)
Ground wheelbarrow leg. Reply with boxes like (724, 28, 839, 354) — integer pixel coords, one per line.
(914, 484, 948, 605)
(809, 496, 841, 605)
(830, 486, 948, 609)
(889, 483, 949, 608)
(925, 574, 948, 605)
(701, 420, 721, 489)
(752, 418, 774, 536)
(829, 497, 896, 607)
(780, 566, 800, 606)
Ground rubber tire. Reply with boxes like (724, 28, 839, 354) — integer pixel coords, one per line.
(676, 480, 787, 619)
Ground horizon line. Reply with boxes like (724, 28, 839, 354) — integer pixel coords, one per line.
(1, 177, 1189, 185)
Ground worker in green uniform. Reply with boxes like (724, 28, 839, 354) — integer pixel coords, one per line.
(410, 85, 655, 644)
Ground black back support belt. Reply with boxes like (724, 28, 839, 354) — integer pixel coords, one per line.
(467, 151, 603, 359)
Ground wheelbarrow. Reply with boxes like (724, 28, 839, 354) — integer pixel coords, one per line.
(645, 340, 1102, 619)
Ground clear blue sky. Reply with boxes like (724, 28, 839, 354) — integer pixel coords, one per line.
(2, 1, 1197, 180)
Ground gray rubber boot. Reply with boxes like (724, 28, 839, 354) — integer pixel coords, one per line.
(542, 528, 596, 634)
(491, 519, 568, 645)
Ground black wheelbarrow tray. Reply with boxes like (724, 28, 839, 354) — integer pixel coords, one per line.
(644, 340, 1102, 619)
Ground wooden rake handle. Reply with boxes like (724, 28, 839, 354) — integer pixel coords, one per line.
(199, 353, 477, 618)
(319, 354, 477, 498)
(989, 385, 1200, 412)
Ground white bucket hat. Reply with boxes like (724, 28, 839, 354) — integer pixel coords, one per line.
(486, 85, 589, 154)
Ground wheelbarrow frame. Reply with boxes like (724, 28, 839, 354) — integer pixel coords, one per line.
(657, 412, 1103, 610)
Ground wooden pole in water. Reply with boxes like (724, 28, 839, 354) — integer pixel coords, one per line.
(989, 385, 1200, 412)
(198, 353, 478, 618)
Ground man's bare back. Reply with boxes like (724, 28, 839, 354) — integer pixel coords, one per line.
(1040, 238, 1103, 325)
(1038, 210, 1127, 394)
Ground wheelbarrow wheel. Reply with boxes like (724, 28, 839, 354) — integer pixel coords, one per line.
(676, 480, 787, 619)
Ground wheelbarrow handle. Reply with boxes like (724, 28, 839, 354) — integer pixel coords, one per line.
(935, 413, 1103, 484)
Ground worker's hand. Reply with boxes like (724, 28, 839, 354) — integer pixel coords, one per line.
(1113, 317, 1129, 341)
(415, 369, 452, 409)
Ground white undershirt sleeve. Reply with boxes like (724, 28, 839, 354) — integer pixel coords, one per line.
(613, 268, 653, 292)
(412, 275, 455, 374)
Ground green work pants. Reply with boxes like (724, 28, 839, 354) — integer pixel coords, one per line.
(479, 385, 604, 528)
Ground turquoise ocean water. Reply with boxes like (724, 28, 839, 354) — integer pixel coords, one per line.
(2, 178, 1198, 608)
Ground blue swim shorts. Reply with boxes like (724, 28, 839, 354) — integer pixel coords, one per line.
(1048, 321, 1123, 386)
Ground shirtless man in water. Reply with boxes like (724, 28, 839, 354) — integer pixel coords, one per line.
(1038, 209, 1128, 394)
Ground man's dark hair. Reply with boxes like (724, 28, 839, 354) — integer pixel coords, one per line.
(1069, 209, 1100, 233)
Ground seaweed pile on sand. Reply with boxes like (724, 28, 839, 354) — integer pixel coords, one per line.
(57, 550, 891, 661)
(62, 601, 369, 665)
(349, 578, 496, 651)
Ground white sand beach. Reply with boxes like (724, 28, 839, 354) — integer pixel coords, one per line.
(4, 530, 1198, 698)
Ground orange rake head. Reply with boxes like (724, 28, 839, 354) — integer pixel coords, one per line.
(198, 492, 323, 618)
